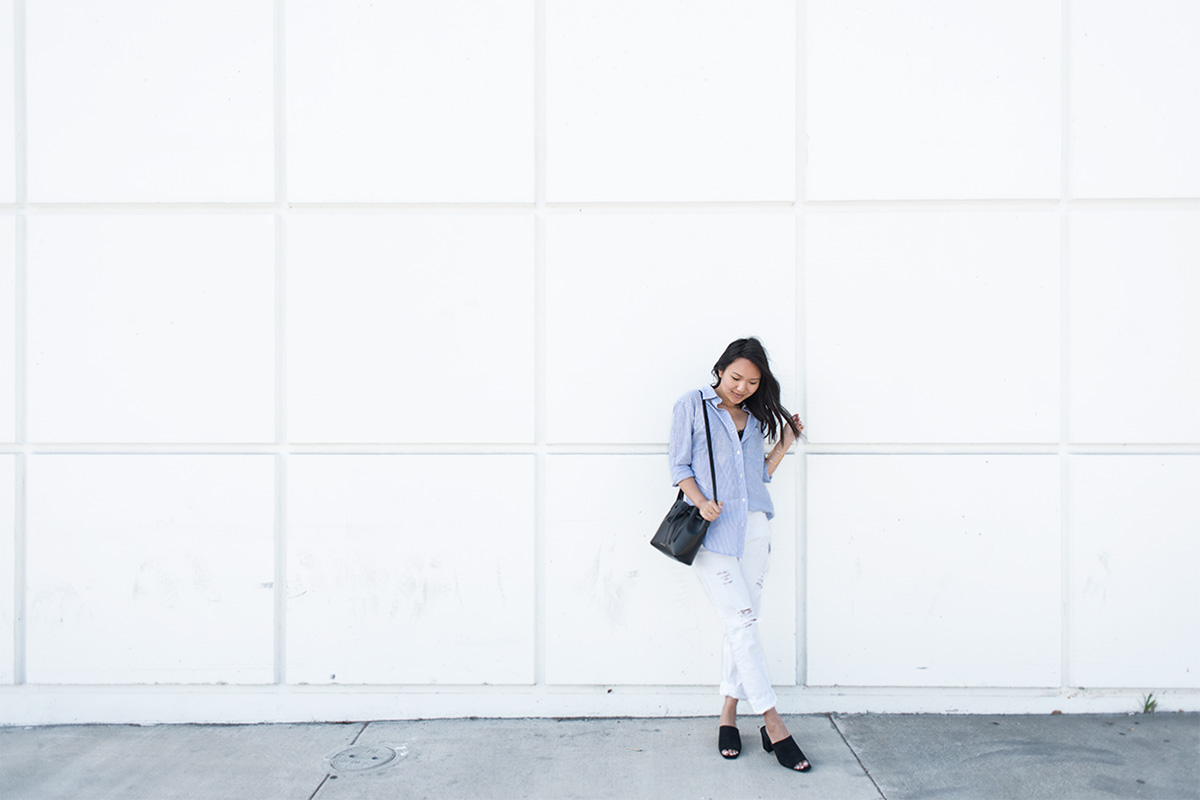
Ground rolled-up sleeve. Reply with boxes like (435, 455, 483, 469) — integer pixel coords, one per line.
(668, 394, 696, 487)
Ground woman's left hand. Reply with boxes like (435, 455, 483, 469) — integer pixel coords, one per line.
(781, 414, 803, 449)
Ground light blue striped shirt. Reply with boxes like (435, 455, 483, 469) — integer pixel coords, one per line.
(668, 385, 774, 558)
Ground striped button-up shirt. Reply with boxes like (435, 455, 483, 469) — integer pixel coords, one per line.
(668, 385, 774, 558)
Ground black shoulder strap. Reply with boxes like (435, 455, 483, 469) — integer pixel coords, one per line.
(699, 390, 717, 503)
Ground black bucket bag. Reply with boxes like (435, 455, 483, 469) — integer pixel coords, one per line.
(650, 391, 717, 566)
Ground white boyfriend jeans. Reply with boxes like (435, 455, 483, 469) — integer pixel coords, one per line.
(692, 511, 777, 714)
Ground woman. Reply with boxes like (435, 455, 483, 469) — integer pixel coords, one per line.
(668, 337, 810, 772)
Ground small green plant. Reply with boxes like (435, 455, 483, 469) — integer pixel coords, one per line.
(1141, 692, 1158, 714)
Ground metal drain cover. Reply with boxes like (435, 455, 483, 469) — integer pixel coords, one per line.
(330, 744, 398, 772)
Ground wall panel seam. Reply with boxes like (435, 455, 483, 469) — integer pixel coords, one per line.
(2, 683, 1196, 696)
(794, 0, 807, 690)
(272, 0, 288, 687)
(1060, 0, 1073, 693)
(533, 0, 547, 688)
(804, 198, 1200, 210)
(10, 198, 1198, 215)
(12, 0, 28, 686)
(2, 444, 1199, 456)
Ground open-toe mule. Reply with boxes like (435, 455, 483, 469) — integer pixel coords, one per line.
(760, 725, 811, 772)
(718, 725, 741, 759)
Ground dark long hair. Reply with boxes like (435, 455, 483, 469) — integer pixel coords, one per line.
(711, 337, 800, 442)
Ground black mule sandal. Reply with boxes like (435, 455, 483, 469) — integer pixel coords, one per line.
(718, 725, 741, 759)
(760, 725, 811, 771)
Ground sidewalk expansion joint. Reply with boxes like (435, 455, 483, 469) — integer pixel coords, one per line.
(828, 712, 888, 800)
(305, 773, 330, 800)
(307, 721, 371, 800)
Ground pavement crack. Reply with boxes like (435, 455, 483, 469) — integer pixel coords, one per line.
(828, 712, 888, 800)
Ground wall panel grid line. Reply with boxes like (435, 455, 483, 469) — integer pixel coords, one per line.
(8, 198, 1200, 216)
(533, 0, 548, 688)
(272, 0, 288, 687)
(804, 198, 1200, 209)
(10, 0, 27, 687)
(792, 0, 807, 689)
(5, 444, 1199, 456)
(1059, 0, 1073, 693)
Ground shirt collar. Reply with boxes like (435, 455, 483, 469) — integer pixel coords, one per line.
(703, 384, 761, 426)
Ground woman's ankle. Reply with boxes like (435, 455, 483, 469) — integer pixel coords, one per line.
(762, 708, 788, 737)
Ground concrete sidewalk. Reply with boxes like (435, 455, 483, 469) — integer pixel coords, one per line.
(2, 713, 1197, 800)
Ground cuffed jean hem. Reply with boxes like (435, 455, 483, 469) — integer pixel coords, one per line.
(693, 512, 777, 716)
(719, 683, 777, 716)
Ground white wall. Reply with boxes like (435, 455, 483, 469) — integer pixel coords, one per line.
(2, 0, 1198, 724)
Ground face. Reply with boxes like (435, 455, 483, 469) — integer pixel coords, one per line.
(717, 357, 761, 406)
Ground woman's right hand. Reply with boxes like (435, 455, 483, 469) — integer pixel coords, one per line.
(699, 499, 724, 522)
(677, 478, 722, 522)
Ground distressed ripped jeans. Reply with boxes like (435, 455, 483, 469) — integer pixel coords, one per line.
(692, 511, 777, 715)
